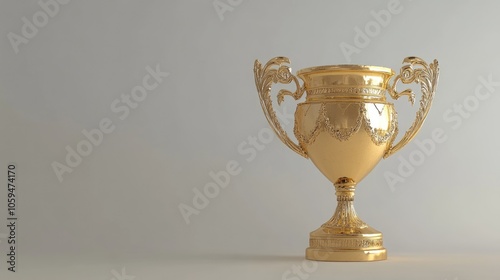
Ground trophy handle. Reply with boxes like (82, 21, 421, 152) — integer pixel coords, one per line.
(384, 57, 439, 158)
(254, 57, 308, 158)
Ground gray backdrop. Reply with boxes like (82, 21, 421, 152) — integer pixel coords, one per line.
(0, 0, 499, 279)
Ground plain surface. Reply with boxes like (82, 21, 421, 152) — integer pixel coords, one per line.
(0, 253, 498, 280)
(0, 0, 499, 279)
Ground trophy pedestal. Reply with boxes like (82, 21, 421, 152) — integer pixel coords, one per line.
(306, 226, 387, 262)
(305, 178, 387, 262)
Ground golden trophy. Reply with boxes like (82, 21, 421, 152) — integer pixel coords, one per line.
(253, 56, 439, 261)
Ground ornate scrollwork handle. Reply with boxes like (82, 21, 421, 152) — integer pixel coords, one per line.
(254, 57, 308, 158)
(384, 57, 440, 158)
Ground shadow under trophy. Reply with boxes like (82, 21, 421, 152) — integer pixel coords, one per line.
(253, 56, 439, 261)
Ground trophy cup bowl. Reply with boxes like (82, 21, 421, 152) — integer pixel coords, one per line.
(253, 56, 439, 261)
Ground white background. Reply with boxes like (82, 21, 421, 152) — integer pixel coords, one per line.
(0, 0, 499, 279)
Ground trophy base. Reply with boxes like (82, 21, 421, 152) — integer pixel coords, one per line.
(305, 226, 387, 262)
(305, 248, 387, 262)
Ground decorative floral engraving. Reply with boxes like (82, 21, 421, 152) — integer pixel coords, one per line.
(254, 57, 307, 158)
(294, 102, 397, 146)
(310, 238, 383, 249)
(308, 87, 383, 96)
(323, 103, 364, 142)
(362, 104, 398, 146)
(385, 57, 439, 157)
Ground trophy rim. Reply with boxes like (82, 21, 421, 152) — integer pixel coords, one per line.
(297, 65, 395, 76)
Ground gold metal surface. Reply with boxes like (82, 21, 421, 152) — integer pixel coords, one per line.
(253, 56, 439, 262)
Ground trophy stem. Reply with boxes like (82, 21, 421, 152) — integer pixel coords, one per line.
(306, 177, 387, 262)
(321, 177, 367, 232)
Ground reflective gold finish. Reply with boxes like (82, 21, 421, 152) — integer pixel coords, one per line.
(253, 56, 439, 262)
